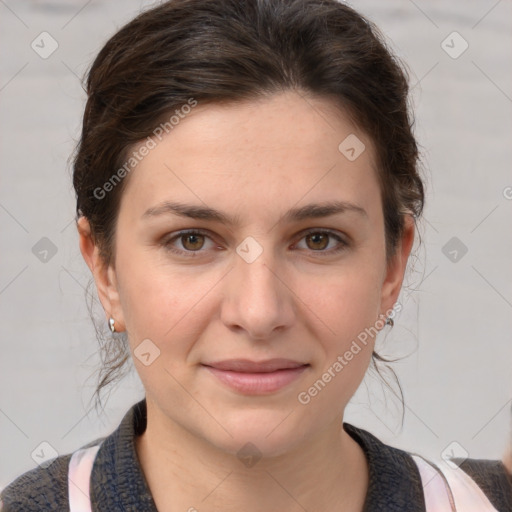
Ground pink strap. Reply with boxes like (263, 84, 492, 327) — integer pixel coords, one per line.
(66, 443, 499, 511)
(412, 454, 499, 511)
(412, 455, 456, 510)
(68, 444, 101, 512)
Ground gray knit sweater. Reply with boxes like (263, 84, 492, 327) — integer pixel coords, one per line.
(2, 399, 511, 511)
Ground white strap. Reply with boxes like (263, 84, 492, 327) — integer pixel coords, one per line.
(66, 444, 500, 511)
(412, 455, 456, 511)
(412, 454, 499, 512)
(68, 444, 101, 512)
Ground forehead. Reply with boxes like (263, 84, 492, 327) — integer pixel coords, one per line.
(119, 91, 381, 224)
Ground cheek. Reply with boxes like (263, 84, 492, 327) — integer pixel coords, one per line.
(296, 268, 382, 396)
(119, 266, 212, 339)
(294, 276, 380, 413)
(118, 247, 383, 342)
(297, 263, 383, 340)
(116, 264, 218, 396)
(115, 248, 230, 370)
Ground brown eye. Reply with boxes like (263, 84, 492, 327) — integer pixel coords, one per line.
(295, 229, 348, 256)
(180, 233, 205, 251)
(163, 229, 215, 256)
(305, 232, 329, 251)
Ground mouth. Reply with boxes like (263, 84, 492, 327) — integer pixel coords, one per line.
(201, 359, 310, 394)
(202, 358, 308, 373)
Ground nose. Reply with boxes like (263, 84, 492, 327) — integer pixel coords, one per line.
(220, 244, 295, 340)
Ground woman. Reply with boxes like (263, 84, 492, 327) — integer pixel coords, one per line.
(1, 0, 511, 510)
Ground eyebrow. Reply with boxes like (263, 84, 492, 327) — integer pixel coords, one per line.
(142, 200, 368, 225)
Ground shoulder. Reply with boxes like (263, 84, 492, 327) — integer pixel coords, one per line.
(343, 423, 427, 511)
(0, 454, 72, 511)
(1, 401, 147, 512)
(455, 456, 512, 511)
(344, 422, 512, 511)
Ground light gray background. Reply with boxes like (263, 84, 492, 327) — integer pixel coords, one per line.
(1, 0, 511, 489)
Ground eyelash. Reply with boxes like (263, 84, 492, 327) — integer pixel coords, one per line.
(162, 228, 349, 258)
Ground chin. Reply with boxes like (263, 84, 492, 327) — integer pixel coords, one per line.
(206, 408, 309, 461)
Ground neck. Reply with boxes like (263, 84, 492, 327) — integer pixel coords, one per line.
(135, 398, 369, 512)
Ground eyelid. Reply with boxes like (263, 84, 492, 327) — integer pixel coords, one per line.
(163, 228, 218, 254)
(292, 228, 349, 254)
(163, 227, 349, 256)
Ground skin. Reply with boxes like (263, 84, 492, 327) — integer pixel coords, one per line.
(504, 437, 512, 482)
(78, 90, 415, 511)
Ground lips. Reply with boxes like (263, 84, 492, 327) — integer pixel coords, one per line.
(202, 358, 308, 373)
(201, 359, 310, 394)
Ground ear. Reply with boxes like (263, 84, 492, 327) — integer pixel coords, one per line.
(76, 216, 125, 332)
(379, 214, 415, 318)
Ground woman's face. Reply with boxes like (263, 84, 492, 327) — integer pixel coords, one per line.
(82, 90, 413, 457)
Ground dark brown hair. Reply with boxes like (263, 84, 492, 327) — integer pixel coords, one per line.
(73, 0, 425, 419)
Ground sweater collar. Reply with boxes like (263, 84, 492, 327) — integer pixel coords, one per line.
(343, 422, 425, 511)
(91, 399, 425, 511)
